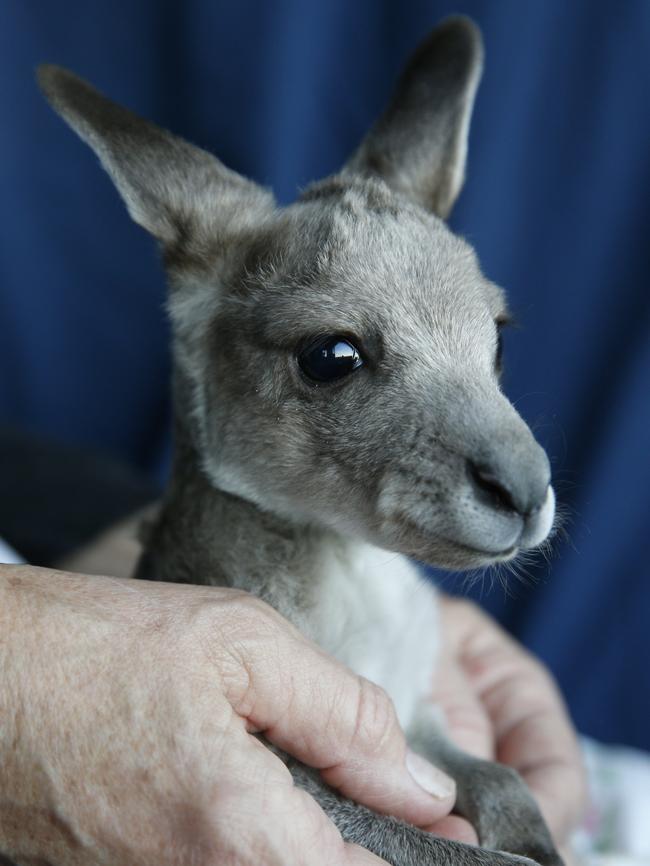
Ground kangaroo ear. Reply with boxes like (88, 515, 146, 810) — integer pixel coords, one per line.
(37, 65, 273, 246)
(343, 16, 483, 219)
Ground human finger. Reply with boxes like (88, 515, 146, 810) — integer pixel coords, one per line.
(431, 648, 494, 761)
(440, 595, 587, 841)
(424, 815, 479, 845)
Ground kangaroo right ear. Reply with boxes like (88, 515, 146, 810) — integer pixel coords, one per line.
(37, 65, 273, 247)
(343, 16, 483, 219)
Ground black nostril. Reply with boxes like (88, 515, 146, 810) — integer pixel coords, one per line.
(468, 461, 518, 513)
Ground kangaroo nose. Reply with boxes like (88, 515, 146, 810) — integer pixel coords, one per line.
(468, 458, 549, 516)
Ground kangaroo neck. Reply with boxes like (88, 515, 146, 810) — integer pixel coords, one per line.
(139, 421, 358, 625)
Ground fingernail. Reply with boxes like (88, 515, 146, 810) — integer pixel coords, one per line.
(406, 749, 456, 800)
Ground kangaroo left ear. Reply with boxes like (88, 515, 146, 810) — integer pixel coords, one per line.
(37, 65, 274, 247)
(342, 16, 483, 219)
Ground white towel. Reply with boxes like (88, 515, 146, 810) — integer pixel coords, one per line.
(572, 737, 650, 865)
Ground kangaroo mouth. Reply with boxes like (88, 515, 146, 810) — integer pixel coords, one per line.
(386, 512, 522, 569)
(446, 539, 519, 560)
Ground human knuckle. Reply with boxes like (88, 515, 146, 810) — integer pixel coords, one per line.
(194, 591, 263, 644)
(231, 590, 275, 622)
(191, 591, 281, 668)
(352, 677, 398, 754)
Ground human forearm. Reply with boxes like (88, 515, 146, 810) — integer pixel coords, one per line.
(0, 566, 90, 863)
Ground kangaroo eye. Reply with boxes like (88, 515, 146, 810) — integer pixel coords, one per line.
(298, 335, 364, 383)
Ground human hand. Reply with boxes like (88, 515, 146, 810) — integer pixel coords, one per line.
(429, 595, 587, 855)
(0, 566, 458, 866)
(57, 515, 586, 857)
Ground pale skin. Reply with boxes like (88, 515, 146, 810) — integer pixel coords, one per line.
(0, 528, 586, 866)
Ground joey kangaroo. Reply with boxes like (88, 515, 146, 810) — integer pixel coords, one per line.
(39, 16, 563, 866)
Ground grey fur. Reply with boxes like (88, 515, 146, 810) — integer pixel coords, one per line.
(39, 16, 563, 866)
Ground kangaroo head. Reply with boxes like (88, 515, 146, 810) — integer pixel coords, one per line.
(39, 17, 554, 570)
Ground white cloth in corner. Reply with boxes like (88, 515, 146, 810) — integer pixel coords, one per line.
(572, 737, 650, 866)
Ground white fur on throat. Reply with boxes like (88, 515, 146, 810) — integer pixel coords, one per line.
(302, 542, 440, 730)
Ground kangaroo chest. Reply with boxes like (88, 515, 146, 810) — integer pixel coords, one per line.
(300, 543, 440, 731)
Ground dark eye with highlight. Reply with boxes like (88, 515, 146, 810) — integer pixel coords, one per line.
(298, 335, 364, 384)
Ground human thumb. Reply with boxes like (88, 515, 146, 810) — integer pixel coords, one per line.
(220, 597, 457, 828)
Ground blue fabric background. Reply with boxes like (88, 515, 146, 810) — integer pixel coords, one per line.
(1, 1, 648, 748)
